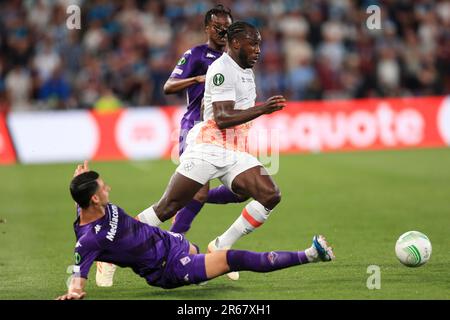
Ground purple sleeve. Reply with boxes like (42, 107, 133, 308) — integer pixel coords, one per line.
(169, 50, 199, 79)
(73, 238, 101, 279)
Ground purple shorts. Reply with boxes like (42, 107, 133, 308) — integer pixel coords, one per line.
(148, 232, 207, 289)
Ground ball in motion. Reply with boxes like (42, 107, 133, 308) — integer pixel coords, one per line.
(395, 231, 432, 267)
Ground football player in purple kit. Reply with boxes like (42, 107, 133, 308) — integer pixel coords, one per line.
(56, 161, 334, 300)
(164, 4, 247, 236)
(96, 5, 246, 286)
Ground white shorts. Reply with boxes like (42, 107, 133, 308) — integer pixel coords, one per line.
(175, 144, 262, 191)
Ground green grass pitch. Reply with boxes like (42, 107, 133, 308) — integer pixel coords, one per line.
(0, 148, 449, 300)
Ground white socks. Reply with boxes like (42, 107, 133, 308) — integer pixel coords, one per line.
(136, 206, 162, 227)
(304, 246, 319, 262)
(216, 200, 272, 248)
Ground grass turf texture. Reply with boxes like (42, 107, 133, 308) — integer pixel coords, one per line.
(0, 148, 449, 300)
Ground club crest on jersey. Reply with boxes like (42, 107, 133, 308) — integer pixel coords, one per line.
(213, 73, 225, 86)
(268, 251, 278, 265)
(180, 256, 191, 266)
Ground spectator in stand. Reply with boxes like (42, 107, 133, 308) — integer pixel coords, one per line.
(5, 65, 32, 111)
(38, 65, 71, 110)
(0, 0, 448, 111)
(93, 85, 123, 114)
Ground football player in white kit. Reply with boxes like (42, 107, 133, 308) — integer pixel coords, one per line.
(137, 21, 288, 280)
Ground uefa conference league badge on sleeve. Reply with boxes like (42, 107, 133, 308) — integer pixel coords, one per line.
(213, 73, 225, 86)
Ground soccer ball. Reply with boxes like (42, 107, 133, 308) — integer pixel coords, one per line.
(395, 231, 432, 267)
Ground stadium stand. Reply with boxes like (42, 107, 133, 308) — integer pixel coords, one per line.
(0, 0, 449, 112)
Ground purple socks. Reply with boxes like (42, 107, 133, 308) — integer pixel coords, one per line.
(170, 200, 204, 234)
(226, 250, 309, 272)
(170, 186, 244, 234)
(206, 185, 243, 204)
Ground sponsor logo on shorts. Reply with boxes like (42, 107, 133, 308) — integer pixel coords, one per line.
(180, 256, 191, 266)
(177, 57, 187, 65)
(184, 161, 195, 171)
(75, 252, 81, 264)
(184, 274, 190, 282)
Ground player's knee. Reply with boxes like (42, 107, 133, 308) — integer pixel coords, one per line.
(237, 194, 250, 202)
(155, 199, 183, 221)
(260, 187, 281, 209)
(193, 188, 208, 203)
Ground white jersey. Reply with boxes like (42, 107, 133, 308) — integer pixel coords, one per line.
(186, 52, 257, 153)
(203, 52, 257, 120)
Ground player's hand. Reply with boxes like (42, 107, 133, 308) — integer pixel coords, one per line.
(195, 75, 206, 83)
(55, 291, 86, 300)
(262, 95, 286, 114)
(73, 160, 90, 177)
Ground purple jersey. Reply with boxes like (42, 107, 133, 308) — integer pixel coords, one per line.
(72, 203, 207, 289)
(169, 44, 223, 154)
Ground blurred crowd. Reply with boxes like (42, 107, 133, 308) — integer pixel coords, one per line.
(0, 0, 449, 113)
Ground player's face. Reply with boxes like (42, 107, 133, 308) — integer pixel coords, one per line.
(207, 14, 232, 47)
(238, 30, 261, 68)
(95, 178, 110, 206)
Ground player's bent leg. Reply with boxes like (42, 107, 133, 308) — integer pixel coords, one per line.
(207, 238, 239, 280)
(137, 172, 205, 226)
(206, 165, 281, 281)
(170, 183, 210, 234)
(95, 261, 117, 287)
(154, 172, 205, 221)
(231, 166, 281, 210)
(206, 185, 249, 204)
(211, 166, 281, 250)
(204, 250, 231, 279)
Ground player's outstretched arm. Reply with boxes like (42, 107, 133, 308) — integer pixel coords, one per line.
(56, 277, 87, 300)
(163, 76, 205, 94)
(213, 95, 286, 129)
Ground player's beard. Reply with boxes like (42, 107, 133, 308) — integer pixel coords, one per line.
(238, 49, 252, 69)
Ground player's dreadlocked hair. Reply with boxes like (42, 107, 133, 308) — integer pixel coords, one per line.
(226, 21, 257, 43)
(204, 4, 233, 27)
(70, 171, 99, 209)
